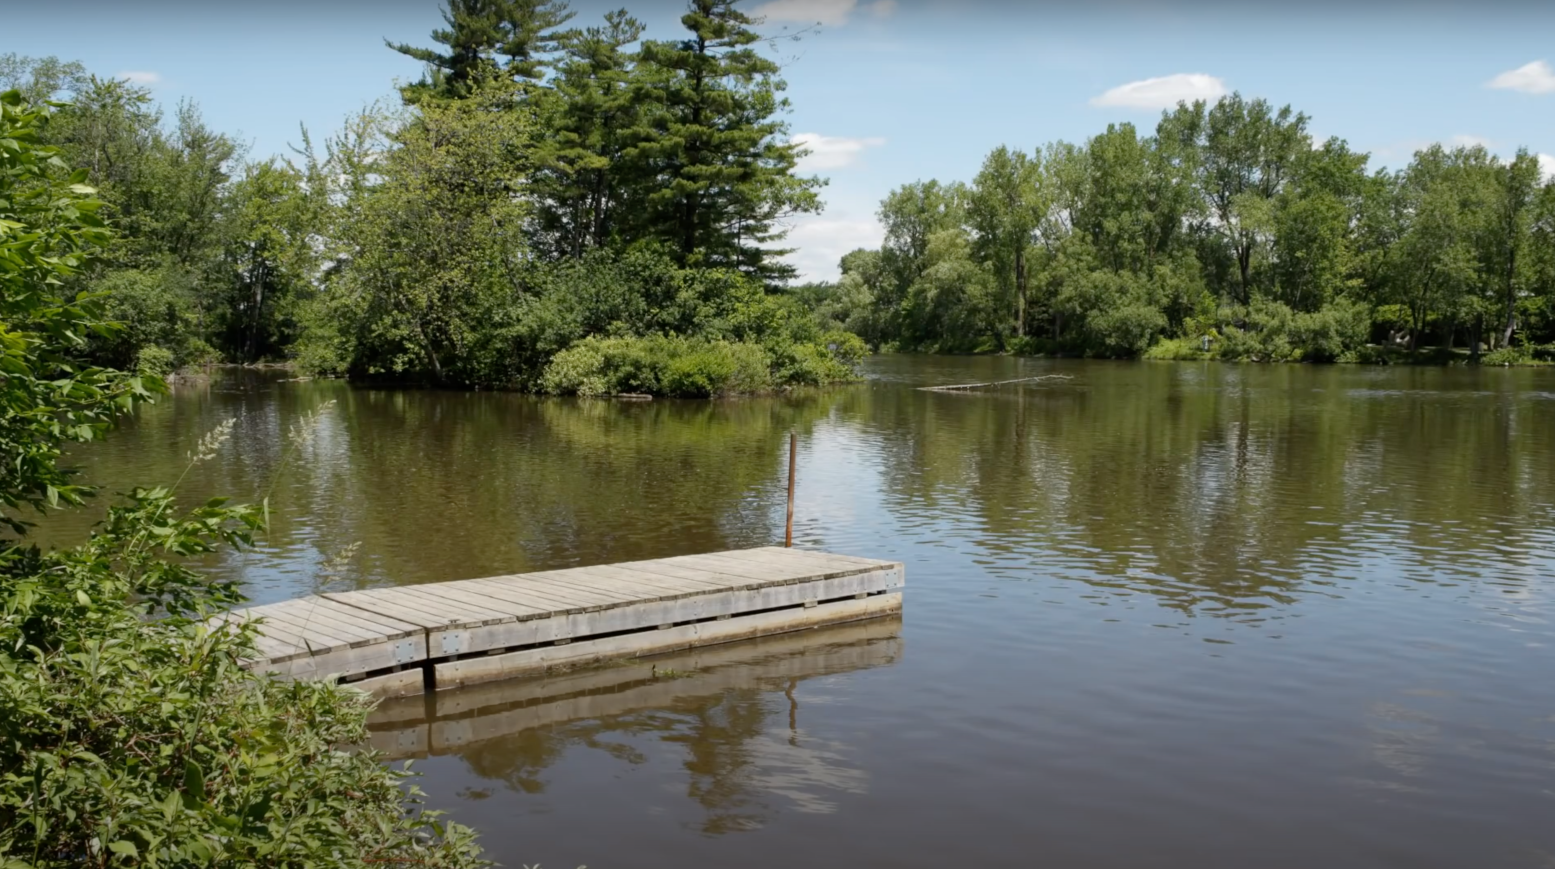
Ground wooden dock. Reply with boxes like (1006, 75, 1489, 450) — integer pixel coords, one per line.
(365, 616, 904, 761)
(221, 547, 904, 697)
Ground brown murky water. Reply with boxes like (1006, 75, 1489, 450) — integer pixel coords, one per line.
(52, 357, 1555, 868)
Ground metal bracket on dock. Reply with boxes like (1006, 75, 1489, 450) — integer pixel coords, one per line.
(392, 639, 420, 664)
(438, 632, 469, 656)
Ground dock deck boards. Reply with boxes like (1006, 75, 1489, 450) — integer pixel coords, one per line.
(219, 546, 903, 695)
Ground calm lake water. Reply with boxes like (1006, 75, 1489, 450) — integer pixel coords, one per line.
(54, 357, 1555, 868)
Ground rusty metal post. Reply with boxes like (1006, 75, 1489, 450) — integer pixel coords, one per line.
(785, 432, 796, 547)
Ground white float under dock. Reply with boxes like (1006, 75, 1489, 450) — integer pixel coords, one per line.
(220, 547, 904, 697)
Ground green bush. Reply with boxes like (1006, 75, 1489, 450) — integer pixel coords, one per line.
(663, 341, 772, 396)
(1144, 336, 1213, 361)
(0, 90, 484, 868)
(1288, 297, 1371, 362)
(1087, 302, 1169, 357)
(769, 341, 846, 386)
(538, 338, 613, 396)
(1481, 344, 1541, 366)
(0, 488, 484, 868)
(89, 266, 203, 370)
(134, 344, 176, 377)
(541, 335, 777, 397)
(1213, 298, 1370, 362)
(1005, 335, 1063, 357)
(1337, 344, 1399, 365)
(821, 330, 868, 366)
(180, 337, 222, 368)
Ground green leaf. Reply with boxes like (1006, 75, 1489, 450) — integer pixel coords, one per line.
(183, 758, 206, 802)
(107, 840, 138, 858)
(75, 589, 90, 606)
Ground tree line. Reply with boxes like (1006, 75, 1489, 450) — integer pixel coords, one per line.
(0, 0, 862, 397)
(803, 95, 1555, 364)
(9, 7, 1553, 383)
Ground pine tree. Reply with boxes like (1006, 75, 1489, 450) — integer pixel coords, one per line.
(627, 0, 821, 283)
(530, 9, 647, 258)
(388, 0, 575, 100)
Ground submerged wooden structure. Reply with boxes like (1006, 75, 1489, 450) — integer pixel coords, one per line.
(365, 615, 904, 761)
(220, 547, 904, 698)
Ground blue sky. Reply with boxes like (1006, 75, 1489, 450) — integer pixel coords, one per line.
(8, 0, 1555, 281)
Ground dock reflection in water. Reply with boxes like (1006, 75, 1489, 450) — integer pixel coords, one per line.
(368, 618, 902, 847)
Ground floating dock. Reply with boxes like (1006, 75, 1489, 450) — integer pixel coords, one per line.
(221, 547, 904, 697)
(365, 616, 904, 760)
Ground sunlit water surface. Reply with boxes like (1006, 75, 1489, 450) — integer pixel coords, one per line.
(51, 357, 1555, 868)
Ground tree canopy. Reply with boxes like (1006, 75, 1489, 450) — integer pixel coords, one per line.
(804, 91, 1555, 364)
(1, 0, 848, 395)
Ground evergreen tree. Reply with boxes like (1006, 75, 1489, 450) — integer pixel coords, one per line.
(628, 0, 821, 283)
(388, 0, 576, 100)
(530, 9, 647, 258)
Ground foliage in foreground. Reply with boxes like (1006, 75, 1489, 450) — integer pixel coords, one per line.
(0, 491, 482, 868)
(0, 89, 484, 867)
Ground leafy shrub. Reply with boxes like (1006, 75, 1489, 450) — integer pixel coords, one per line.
(0, 488, 485, 868)
(662, 341, 772, 396)
(90, 266, 202, 370)
(335, 245, 873, 392)
(180, 337, 222, 368)
(1004, 336, 1063, 357)
(1287, 297, 1371, 362)
(134, 344, 176, 377)
(0, 90, 484, 868)
(1144, 336, 1214, 361)
(820, 330, 868, 366)
(1056, 269, 1170, 357)
(1337, 344, 1399, 365)
(1087, 302, 1169, 357)
(768, 341, 844, 386)
(541, 335, 776, 397)
(1481, 344, 1542, 366)
(1215, 298, 1370, 362)
(538, 337, 613, 396)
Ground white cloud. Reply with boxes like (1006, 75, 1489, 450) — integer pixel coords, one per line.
(1448, 134, 1493, 149)
(781, 214, 884, 282)
(1487, 60, 1555, 95)
(753, 0, 857, 26)
(792, 133, 886, 171)
(1539, 153, 1555, 183)
(117, 70, 161, 86)
(1090, 73, 1227, 110)
(752, 0, 894, 26)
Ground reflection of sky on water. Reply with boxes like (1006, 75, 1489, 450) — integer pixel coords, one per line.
(53, 359, 1555, 868)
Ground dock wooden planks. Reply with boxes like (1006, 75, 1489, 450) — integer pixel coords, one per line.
(217, 547, 904, 696)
